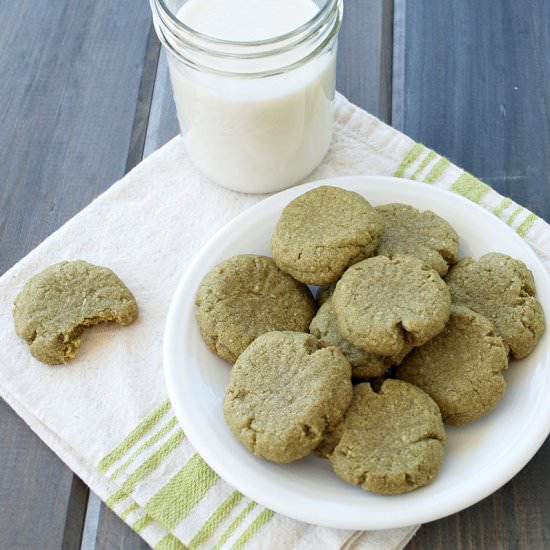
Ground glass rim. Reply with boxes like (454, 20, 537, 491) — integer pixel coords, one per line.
(154, 0, 337, 48)
(159, 11, 340, 79)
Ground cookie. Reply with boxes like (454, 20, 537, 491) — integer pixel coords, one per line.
(309, 298, 411, 379)
(446, 253, 545, 358)
(195, 255, 316, 363)
(329, 380, 446, 494)
(332, 256, 451, 356)
(271, 186, 384, 285)
(13, 260, 138, 365)
(224, 331, 353, 463)
(397, 306, 508, 425)
(375, 203, 459, 276)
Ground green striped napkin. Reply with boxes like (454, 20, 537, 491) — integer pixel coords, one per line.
(1, 93, 549, 550)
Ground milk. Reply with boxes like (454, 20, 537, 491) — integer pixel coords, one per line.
(166, 0, 338, 193)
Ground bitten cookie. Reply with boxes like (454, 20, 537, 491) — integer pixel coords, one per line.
(397, 306, 508, 425)
(13, 260, 138, 365)
(309, 298, 411, 379)
(329, 380, 446, 494)
(332, 256, 451, 356)
(271, 186, 384, 285)
(446, 253, 545, 358)
(195, 255, 316, 363)
(375, 203, 459, 276)
(224, 331, 353, 463)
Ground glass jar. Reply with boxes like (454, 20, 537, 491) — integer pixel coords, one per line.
(150, 0, 343, 193)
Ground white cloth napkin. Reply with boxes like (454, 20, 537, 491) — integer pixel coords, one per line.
(1, 93, 549, 550)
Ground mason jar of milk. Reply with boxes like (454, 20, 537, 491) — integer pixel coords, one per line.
(150, 0, 343, 193)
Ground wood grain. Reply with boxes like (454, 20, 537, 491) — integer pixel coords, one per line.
(393, 0, 550, 220)
(0, 399, 80, 550)
(395, 1, 550, 547)
(93, 505, 151, 550)
(0, 0, 153, 547)
(336, 0, 394, 120)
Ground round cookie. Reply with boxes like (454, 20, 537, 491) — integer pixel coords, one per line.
(445, 253, 545, 359)
(13, 260, 138, 365)
(271, 186, 384, 285)
(332, 255, 451, 356)
(397, 306, 508, 425)
(309, 298, 411, 379)
(329, 380, 446, 495)
(224, 331, 353, 463)
(375, 203, 459, 276)
(195, 255, 316, 363)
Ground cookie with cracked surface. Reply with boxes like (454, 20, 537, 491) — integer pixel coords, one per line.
(271, 186, 384, 285)
(13, 260, 138, 365)
(332, 255, 451, 356)
(397, 306, 508, 425)
(223, 331, 353, 463)
(329, 379, 446, 495)
(446, 253, 545, 359)
(375, 203, 459, 276)
(195, 255, 316, 363)
(309, 298, 411, 379)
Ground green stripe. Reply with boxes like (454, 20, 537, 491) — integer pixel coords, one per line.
(492, 197, 512, 216)
(188, 492, 244, 549)
(394, 143, 424, 177)
(517, 212, 538, 237)
(133, 514, 154, 534)
(144, 454, 219, 530)
(112, 417, 179, 480)
(155, 534, 188, 550)
(507, 206, 524, 226)
(106, 429, 185, 508)
(120, 502, 139, 521)
(450, 172, 490, 203)
(424, 158, 451, 183)
(411, 150, 436, 180)
(99, 399, 171, 473)
(231, 510, 275, 550)
(213, 503, 257, 550)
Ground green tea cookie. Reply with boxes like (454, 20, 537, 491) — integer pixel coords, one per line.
(13, 260, 138, 365)
(309, 298, 411, 379)
(376, 203, 459, 276)
(329, 380, 446, 495)
(397, 306, 508, 425)
(333, 256, 451, 356)
(224, 331, 353, 463)
(315, 282, 336, 306)
(272, 186, 384, 285)
(446, 253, 545, 358)
(195, 255, 316, 363)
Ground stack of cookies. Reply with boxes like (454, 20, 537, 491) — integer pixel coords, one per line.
(195, 185, 545, 495)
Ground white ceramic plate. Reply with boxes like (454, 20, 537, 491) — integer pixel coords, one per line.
(164, 176, 550, 530)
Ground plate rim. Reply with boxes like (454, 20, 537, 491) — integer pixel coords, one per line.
(163, 175, 550, 530)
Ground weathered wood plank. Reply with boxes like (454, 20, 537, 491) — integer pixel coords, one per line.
(395, 1, 550, 547)
(94, 505, 151, 550)
(0, 0, 154, 548)
(0, 399, 78, 550)
(337, 0, 394, 121)
(143, 50, 179, 158)
(393, 0, 550, 220)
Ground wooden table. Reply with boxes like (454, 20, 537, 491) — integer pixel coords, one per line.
(2, 1, 549, 548)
